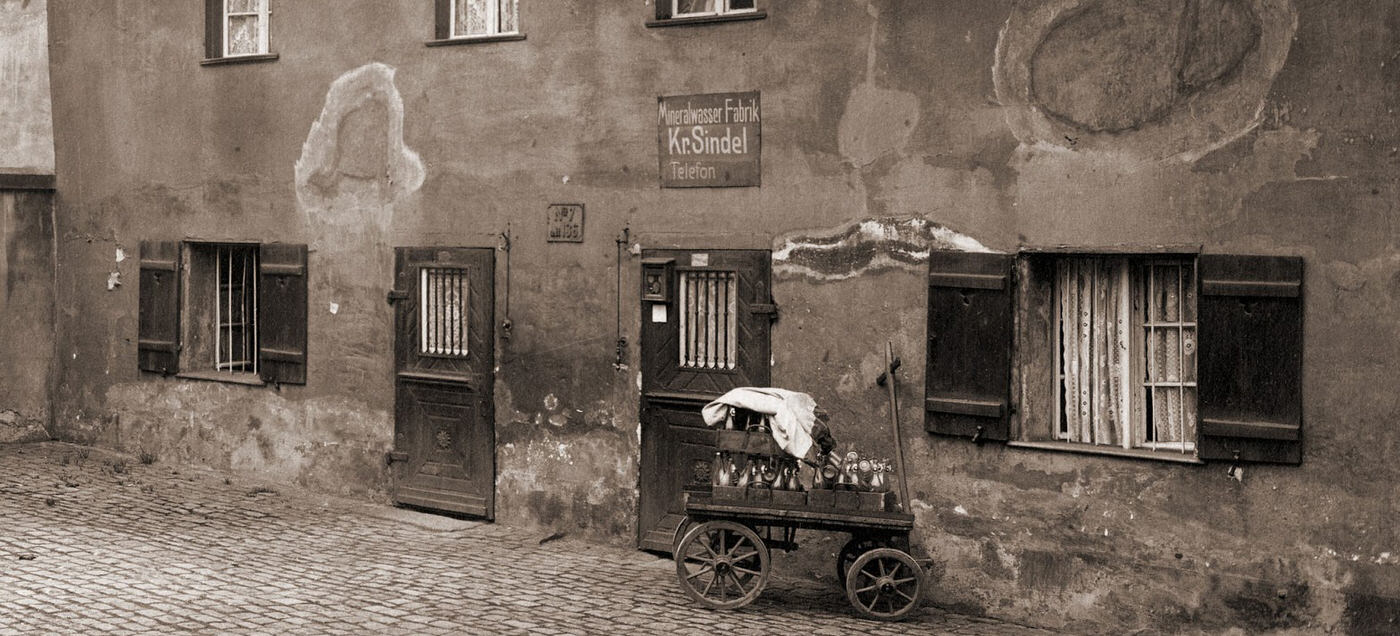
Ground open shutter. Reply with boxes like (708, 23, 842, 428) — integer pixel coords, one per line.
(258, 243, 308, 385)
(138, 241, 181, 375)
(434, 0, 451, 39)
(926, 251, 1014, 441)
(1197, 255, 1304, 464)
(205, 0, 223, 58)
(655, 0, 672, 20)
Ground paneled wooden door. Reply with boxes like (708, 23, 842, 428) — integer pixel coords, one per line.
(638, 249, 773, 552)
(391, 247, 495, 519)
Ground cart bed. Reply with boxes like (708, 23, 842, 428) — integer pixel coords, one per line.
(685, 493, 915, 534)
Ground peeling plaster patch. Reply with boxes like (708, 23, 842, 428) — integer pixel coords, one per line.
(773, 218, 989, 281)
(954, 505, 970, 516)
(105, 271, 120, 290)
(294, 62, 424, 229)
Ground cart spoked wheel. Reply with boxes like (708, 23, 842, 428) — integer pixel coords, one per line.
(845, 548, 924, 621)
(836, 537, 881, 586)
(674, 520, 770, 610)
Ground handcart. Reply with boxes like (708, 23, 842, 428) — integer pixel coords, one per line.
(672, 344, 926, 621)
(673, 492, 923, 621)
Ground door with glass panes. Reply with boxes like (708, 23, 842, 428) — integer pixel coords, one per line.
(638, 249, 774, 552)
(390, 247, 496, 518)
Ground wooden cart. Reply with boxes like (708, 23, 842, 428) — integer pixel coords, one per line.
(672, 493, 924, 621)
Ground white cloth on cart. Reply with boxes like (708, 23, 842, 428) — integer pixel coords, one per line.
(701, 387, 819, 461)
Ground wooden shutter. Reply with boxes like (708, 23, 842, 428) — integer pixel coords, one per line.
(205, 0, 223, 58)
(1197, 254, 1304, 464)
(926, 251, 1014, 441)
(138, 241, 181, 375)
(258, 244, 308, 385)
(434, 0, 451, 39)
(655, 0, 672, 20)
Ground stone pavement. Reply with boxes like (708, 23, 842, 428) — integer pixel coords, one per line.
(0, 442, 1050, 635)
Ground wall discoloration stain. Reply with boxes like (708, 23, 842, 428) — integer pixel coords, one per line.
(103, 382, 392, 498)
(996, 0, 1297, 161)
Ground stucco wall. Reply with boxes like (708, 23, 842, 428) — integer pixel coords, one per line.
(0, 190, 54, 443)
(0, 0, 55, 173)
(44, 0, 1399, 631)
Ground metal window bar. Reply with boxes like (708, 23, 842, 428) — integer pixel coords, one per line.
(678, 270, 737, 370)
(215, 245, 258, 374)
(420, 267, 469, 357)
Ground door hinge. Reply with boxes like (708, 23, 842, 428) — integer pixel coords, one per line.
(750, 303, 779, 318)
(386, 289, 409, 304)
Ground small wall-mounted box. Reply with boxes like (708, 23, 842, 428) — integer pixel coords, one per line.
(641, 257, 674, 302)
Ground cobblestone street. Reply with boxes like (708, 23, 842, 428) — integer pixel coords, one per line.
(0, 442, 1048, 635)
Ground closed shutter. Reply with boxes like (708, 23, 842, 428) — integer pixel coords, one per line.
(926, 251, 1014, 441)
(655, 0, 672, 20)
(1197, 254, 1304, 464)
(138, 241, 181, 375)
(258, 243, 308, 385)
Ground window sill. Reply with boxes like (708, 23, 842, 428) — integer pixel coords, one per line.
(1007, 440, 1205, 465)
(425, 33, 526, 47)
(176, 370, 266, 387)
(646, 10, 767, 28)
(200, 53, 279, 67)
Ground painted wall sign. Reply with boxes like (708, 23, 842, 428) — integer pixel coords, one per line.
(658, 91, 761, 188)
(546, 204, 584, 242)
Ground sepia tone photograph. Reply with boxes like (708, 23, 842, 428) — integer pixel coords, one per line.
(1, 0, 1396, 633)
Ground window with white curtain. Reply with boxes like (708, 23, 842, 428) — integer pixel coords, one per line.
(1053, 257, 1197, 453)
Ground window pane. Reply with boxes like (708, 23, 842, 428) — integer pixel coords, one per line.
(226, 15, 261, 55)
(227, 0, 259, 14)
(676, 0, 716, 15)
(456, 0, 491, 35)
(500, 0, 518, 33)
(729, 0, 756, 10)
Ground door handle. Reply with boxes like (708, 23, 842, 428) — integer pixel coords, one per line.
(385, 451, 409, 465)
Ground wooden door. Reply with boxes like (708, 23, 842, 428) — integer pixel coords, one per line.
(638, 249, 773, 552)
(391, 247, 496, 518)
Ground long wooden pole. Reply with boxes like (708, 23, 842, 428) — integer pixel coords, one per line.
(883, 341, 912, 514)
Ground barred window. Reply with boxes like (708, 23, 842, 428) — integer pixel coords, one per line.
(215, 245, 260, 374)
(678, 270, 737, 370)
(420, 267, 469, 357)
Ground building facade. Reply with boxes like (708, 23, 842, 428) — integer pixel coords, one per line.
(14, 0, 1400, 631)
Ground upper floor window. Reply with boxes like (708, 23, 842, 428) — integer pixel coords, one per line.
(224, 0, 270, 56)
(674, 0, 756, 18)
(650, 0, 764, 26)
(204, 0, 276, 64)
(432, 0, 520, 42)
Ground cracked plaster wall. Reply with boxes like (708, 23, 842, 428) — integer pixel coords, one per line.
(40, 0, 1400, 631)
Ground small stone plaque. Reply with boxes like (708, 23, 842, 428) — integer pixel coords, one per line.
(547, 204, 584, 243)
